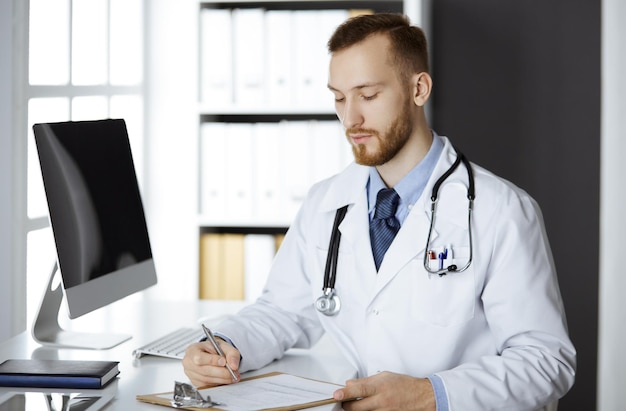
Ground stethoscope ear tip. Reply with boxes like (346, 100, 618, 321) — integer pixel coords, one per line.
(438, 264, 458, 277)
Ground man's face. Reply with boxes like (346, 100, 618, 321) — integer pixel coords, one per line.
(328, 34, 415, 166)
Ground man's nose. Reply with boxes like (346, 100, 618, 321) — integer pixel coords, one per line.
(339, 100, 363, 129)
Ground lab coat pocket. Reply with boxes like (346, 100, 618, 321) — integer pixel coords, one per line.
(412, 246, 475, 327)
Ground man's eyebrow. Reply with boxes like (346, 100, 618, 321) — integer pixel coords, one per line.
(327, 82, 383, 92)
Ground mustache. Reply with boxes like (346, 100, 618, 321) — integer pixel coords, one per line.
(345, 127, 379, 138)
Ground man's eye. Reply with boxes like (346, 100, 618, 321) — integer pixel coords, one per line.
(334, 97, 345, 103)
(362, 94, 377, 101)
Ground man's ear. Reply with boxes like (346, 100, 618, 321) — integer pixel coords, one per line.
(412, 72, 432, 107)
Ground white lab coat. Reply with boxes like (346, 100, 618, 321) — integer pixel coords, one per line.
(216, 137, 576, 410)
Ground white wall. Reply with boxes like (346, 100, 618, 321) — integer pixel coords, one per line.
(0, 0, 27, 342)
(143, 0, 198, 301)
(0, 0, 15, 342)
(597, 0, 626, 409)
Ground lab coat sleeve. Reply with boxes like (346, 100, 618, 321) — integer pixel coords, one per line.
(436, 186, 576, 410)
(211, 196, 325, 373)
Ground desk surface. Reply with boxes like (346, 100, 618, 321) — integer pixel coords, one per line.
(0, 299, 355, 410)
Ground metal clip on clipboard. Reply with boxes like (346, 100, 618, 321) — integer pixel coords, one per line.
(171, 381, 225, 409)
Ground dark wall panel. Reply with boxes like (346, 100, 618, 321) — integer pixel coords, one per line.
(430, 1, 600, 409)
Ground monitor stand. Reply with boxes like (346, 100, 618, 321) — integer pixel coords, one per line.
(32, 262, 131, 350)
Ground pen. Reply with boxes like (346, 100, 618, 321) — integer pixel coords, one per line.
(201, 324, 238, 382)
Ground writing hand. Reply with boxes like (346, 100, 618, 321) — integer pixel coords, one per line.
(182, 339, 241, 387)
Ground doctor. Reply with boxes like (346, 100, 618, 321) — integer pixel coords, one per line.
(183, 13, 576, 411)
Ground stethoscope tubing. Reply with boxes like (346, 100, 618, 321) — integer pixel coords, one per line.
(423, 148, 475, 276)
(322, 205, 348, 294)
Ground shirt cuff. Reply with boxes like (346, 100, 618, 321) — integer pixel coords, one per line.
(198, 332, 235, 347)
(213, 332, 236, 348)
(209, 332, 243, 368)
(427, 374, 449, 411)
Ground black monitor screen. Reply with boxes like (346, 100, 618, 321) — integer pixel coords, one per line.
(33, 119, 154, 295)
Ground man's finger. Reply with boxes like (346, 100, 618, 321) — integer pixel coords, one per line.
(334, 378, 371, 402)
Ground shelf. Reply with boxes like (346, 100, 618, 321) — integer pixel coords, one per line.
(198, 103, 336, 117)
(199, 224, 288, 235)
(200, 1, 402, 13)
(199, 112, 340, 123)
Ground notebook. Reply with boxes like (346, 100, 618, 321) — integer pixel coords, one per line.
(0, 359, 119, 389)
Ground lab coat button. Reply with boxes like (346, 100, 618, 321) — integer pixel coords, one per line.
(372, 309, 379, 315)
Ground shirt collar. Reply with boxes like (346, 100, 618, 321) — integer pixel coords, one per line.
(367, 131, 444, 220)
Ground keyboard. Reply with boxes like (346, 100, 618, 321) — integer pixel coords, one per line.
(132, 327, 205, 360)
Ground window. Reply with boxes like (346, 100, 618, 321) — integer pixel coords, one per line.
(25, 0, 145, 327)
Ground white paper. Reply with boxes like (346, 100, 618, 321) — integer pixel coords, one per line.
(159, 374, 341, 411)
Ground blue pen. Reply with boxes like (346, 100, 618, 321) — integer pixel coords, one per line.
(438, 248, 448, 270)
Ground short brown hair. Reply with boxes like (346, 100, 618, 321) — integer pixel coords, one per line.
(327, 13, 429, 81)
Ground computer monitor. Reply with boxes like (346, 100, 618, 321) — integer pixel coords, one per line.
(31, 119, 157, 349)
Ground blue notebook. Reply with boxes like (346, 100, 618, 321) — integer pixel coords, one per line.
(0, 359, 119, 389)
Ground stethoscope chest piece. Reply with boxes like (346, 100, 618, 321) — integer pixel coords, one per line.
(315, 288, 341, 316)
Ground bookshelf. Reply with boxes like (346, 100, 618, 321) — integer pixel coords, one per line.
(196, 0, 428, 300)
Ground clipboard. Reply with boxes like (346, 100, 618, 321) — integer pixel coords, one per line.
(136, 372, 343, 411)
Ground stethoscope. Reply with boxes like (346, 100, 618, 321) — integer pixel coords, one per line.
(315, 147, 475, 316)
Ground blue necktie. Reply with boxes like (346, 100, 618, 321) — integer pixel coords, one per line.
(370, 188, 401, 271)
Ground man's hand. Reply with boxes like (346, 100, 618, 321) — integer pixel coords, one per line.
(333, 372, 436, 411)
(182, 339, 241, 387)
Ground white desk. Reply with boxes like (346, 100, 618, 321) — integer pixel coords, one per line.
(0, 299, 356, 410)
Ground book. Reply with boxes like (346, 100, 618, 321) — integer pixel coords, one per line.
(224, 123, 254, 221)
(253, 122, 284, 221)
(199, 232, 283, 301)
(265, 10, 294, 107)
(0, 359, 119, 389)
(200, 122, 228, 219)
(311, 120, 351, 183)
(244, 234, 274, 302)
(199, 233, 245, 300)
(281, 120, 312, 220)
(232, 8, 265, 106)
(200, 8, 233, 105)
(292, 10, 319, 107)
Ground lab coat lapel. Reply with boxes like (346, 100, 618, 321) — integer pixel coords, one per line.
(336, 189, 379, 290)
(372, 197, 438, 296)
(318, 164, 377, 281)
